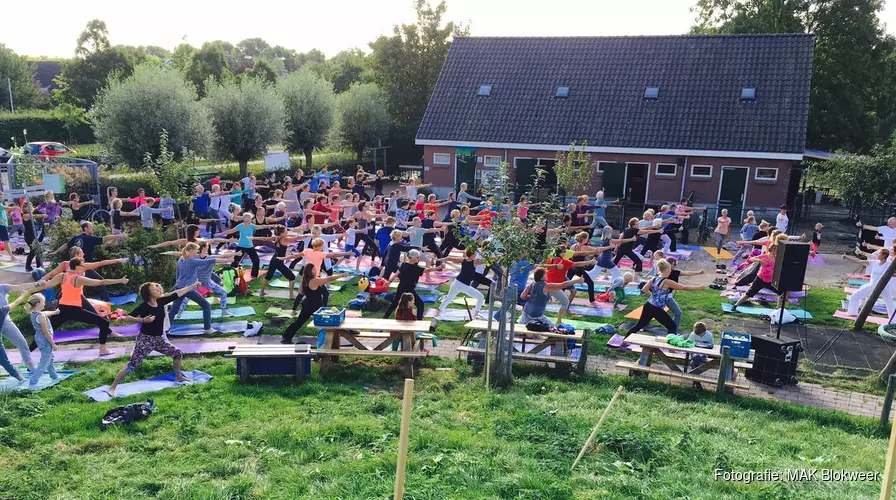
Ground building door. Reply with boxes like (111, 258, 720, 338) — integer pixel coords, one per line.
(718, 167, 748, 220)
(455, 154, 477, 192)
(601, 162, 626, 199)
(625, 163, 648, 203)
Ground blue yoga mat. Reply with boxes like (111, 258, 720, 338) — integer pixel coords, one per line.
(175, 306, 255, 321)
(849, 279, 869, 287)
(721, 302, 813, 319)
(545, 304, 614, 318)
(108, 294, 138, 306)
(83, 370, 213, 402)
(0, 370, 81, 392)
(169, 320, 250, 336)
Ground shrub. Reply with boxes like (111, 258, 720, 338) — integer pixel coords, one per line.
(0, 110, 95, 147)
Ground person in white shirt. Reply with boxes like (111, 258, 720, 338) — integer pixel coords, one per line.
(775, 205, 789, 233)
(858, 217, 896, 251)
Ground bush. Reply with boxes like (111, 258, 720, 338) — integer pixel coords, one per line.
(0, 110, 95, 147)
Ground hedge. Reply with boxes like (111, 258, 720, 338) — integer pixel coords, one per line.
(0, 110, 95, 146)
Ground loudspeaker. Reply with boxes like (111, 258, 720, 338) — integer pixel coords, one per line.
(745, 335, 801, 386)
(772, 240, 809, 292)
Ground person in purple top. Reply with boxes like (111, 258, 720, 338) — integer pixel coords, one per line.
(572, 195, 601, 236)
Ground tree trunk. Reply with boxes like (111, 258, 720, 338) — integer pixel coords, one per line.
(356, 146, 364, 162)
(239, 159, 249, 178)
(855, 257, 896, 329)
(304, 150, 313, 170)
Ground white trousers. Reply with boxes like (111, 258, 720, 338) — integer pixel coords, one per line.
(438, 280, 485, 316)
(848, 281, 896, 319)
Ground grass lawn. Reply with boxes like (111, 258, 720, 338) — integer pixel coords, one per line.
(0, 356, 888, 499)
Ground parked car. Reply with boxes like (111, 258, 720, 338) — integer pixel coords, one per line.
(23, 141, 76, 158)
(0, 148, 11, 164)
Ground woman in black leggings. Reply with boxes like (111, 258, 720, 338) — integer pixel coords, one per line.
(23, 202, 46, 271)
(256, 226, 302, 298)
(439, 210, 466, 255)
(281, 265, 348, 343)
(626, 259, 706, 336)
(220, 213, 273, 278)
(613, 217, 656, 272)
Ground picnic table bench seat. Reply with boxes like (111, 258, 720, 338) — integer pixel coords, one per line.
(458, 320, 591, 374)
(615, 361, 749, 390)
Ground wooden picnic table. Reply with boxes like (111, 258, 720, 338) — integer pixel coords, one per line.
(318, 317, 433, 377)
(460, 319, 590, 373)
(619, 333, 753, 390)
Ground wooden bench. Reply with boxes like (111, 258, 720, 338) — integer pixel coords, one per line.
(228, 344, 314, 382)
(354, 331, 436, 351)
(456, 345, 588, 373)
(315, 348, 428, 377)
(459, 320, 590, 374)
(615, 361, 749, 390)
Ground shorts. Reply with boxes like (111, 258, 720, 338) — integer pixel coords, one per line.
(345, 244, 361, 257)
(0, 226, 9, 242)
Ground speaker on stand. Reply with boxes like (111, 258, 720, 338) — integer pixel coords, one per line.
(771, 240, 810, 338)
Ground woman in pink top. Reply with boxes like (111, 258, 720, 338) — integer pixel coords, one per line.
(714, 209, 732, 256)
(730, 235, 782, 312)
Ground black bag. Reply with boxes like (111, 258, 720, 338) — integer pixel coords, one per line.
(100, 398, 155, 431)
(368, 266, 381, 278)
(526, 319, 552, 332)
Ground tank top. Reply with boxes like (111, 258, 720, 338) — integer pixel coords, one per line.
(457, 259, 475, 286)
(59, 272, 84, 307)
(647, 277, 673, 308)
(597, 238, 615, 268)
(111, 209, 123, 230)
(255, 213, 271, 237)
(274, 239, 288, 258)
(30, 312, 53, 339)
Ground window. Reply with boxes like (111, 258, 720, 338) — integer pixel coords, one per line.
(555, 86, 569, 98)
(755, 167, 778, 181)
(656, 163, 677, 177)
(595, 161, 616, 175)
(690, 165, 712, 178)
(433, 153, 451, 165)
(741, 87, 756, 100)
(644, 87, 659, 99)
(483, 155, 501, 168)
(477, 85, 492, 96)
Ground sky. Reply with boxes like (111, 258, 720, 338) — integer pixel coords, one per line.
(5, 0, 896, 59)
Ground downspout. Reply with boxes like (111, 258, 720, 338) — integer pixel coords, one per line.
(679, 156, 689, 202)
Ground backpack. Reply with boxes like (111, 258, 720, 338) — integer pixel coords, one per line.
(220, 268, 236, 294)
(526, 319, 552, 332)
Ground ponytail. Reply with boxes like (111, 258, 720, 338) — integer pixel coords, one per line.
(181, 242, 199, 258)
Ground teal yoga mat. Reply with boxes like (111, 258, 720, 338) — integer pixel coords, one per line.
(0, 370, 81, 392)
(175, 306, 255, 320)
(721, 302, 813, 319)
(849, 279, 869, 287)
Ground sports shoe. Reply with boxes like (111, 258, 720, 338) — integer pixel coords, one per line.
(221, 310, 234, 317)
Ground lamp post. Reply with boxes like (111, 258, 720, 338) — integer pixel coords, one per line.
(6, 78, 13, 113)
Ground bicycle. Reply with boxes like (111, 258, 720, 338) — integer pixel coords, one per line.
(696, 211, 712, 245)
(82, 194, 110, 224)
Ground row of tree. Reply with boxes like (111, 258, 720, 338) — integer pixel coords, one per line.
(92, 65, 390, 175)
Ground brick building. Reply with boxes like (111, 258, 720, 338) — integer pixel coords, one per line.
(415, 34, 814, 217)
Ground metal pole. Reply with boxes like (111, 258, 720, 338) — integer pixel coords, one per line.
(882, 375, 896, 433)
(506, 283, 517, 378)
(7, 78, 13, 113)
(484, 281, 496, 389)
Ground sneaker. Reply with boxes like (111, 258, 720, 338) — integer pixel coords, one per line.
(221, 310, 234, 317)
(280, 338, 293, 344)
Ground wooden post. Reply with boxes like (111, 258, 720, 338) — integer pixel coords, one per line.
(882, 406, 896, 500)
(393, 378, 415, 500)
(882, 375, 896, 433)
(571, 386, 623, 471)
(856, 260, 896, 330)
(716, 346, 731, 396)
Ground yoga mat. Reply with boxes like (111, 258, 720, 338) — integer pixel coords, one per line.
(389, 282, 439, 292)
(732, 286, 807, 296)
(721, 302, 813, 319)
(55, 323, 142, 343)
(721, 290, 799, 304)
(0, 370, 81, 392)
(271, 279, 343, 292)
(174, 306, 255, 321)
(849, 273, 871, 280)
(258, 289, 295, 300)
(161, 340, 241, 355)
(169, 320, 251, 336)
(83, 370, 213, 402)
(420, 274, 450, 285)
(108, 294, 138, 306)
(386, 293, 440, 303)
(562, 319, 608, 331)
(423, 308, 488, 322)
(570, 297, 627, 310)
(808, 254, 825, 265)
(841, 300, 888, 315)
(702, 247, 735, 259)
(849, 279, 869, 287)
(187, 296, 236, 307)
(625, 305, 669, 320)
(332, 265, 370, 276)
(53, 347, 128, 362)
(544, 304, 614, 318)
(667, 249, 693, 260)
(607, 333, 626, 348)
(834, 310, 889, 325)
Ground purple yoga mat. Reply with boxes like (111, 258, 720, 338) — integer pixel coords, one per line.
(54, 323, 141, 343)
(53, 347, 128, 362)
(149, 341, 236, 356)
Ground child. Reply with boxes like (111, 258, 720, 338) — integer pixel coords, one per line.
(390, 292, 417, 350)
(714, 209, 731, 256)
(609, 272, 635, 307)
(645, 250, 666, 277)
(686, 321, 714, 389)
(811, 223, 823, 258)
(24, 294, 60, 389)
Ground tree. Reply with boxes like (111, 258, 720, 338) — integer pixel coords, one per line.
(235, 38, 271, 60)
(270, 45, 300, 72)
(369, 0, 467, 129)
(185, 42, 232, 96)
(55, 103, 90, 144)
(554, 142, 594, 195)
(0, 44, 39, 111)
(92, 64, 211, 168)
(326, 49, 373, 93)
(278, 69, 335, 168)
(246, 59, 278, 85)
(691, 0, 896, 153)
(54, 46, 135, 109)
(203, 77, 285, 176)
(814, 145, 896, 209)
(335, 83, 391, 160)
(171, 43, 196, 72)
(75, 19, 111, 57)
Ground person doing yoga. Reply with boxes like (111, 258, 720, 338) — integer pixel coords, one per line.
(843, 249, 896, 319)
(281, 265, 348, 344)
(625, 259, 707, 336)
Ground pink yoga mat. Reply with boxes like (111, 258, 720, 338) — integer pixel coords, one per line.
(55, 323, 142, 343)
(420, 274, 449, 285)
(849, 273, 871, 280)
(834, 310, 889, 325)
(570, 297, 626, 310)
(53, 347, 129, 362)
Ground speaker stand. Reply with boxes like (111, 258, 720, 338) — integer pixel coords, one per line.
(776, 293, 786, 340)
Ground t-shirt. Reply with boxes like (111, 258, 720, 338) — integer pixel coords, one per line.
(0, 208, 8, 227)
(301, 249, 329, 276)
(878, 225, 896, 246)
(10, 209, 22, 226)
(396, 262, 424, 291)
(686, 331, 714, 348)
(523, 281, 550, 317)
(312, 201, 329, 224)
(136, 204, 164, 228)
(241, 177, 255, 199)
(477, 210, 497, 230)
(130, 293, 179, 336)
(756, 252, 775, 282)
(230, 189, 244, 205)
(408, 227, 427, 248)
(812, 230, 821, 245)
(159, 197, 176, 220)
(395, 208, 415, 228)
(740, 224, 759, 240)
(236, 224, 256, 248)
(776, 212, 789, 233)
(345, 227, 358, 246)
(193, 193, 210, 214)
(510, 261, 534, 292)
(617, 227, 639, 254)
(545, 257, 574, 284)
(609, 277, 625, 290)
(376, 226, 395, 256)
(68, 233, 103, 261)
(716, 217, 731, 235)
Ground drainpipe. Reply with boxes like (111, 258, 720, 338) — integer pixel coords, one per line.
(679, 156, 689, 202)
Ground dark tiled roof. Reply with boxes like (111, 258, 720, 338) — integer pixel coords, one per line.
(416, 35, 814, 154)
(33, 61, 63, 91)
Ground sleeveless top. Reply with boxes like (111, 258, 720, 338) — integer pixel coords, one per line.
(647, 277, 673, 308)
(597, 238, 615, 268)
(59, 272, 84, 307)
(274, 239, 288, 258)
(30, 312, 53, 339)
(457, 259, 475, 286)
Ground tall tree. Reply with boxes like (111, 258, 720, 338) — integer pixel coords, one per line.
(0, 44, 39, 111)
(203, 77, 285, 176)
(326, 49, 373, 93)
(54, 46, 135, 109)
(185, 42, 232, 96)
(235, 38, 271, 59)
(170, 43, 196, 72)
(75, 19, 111, 57)
(92, 64, 211, 167)
(278, 69, 336, 168)
(691, 0, 896, 153)
(270, 45, 300, 72)
(369, 0, 467, 129)
(246, 59, 278, 85)
(335, 83, 391, 160)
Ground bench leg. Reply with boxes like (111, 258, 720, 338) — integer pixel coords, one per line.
(405, 358, 416, 379)
(296, 358, 306, 381)
(239, 358, 249, 383)
(577, 330, 591, 375)
(632, 348, 653, 378)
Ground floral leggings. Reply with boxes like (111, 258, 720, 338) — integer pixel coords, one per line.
(175, 281, 228, 316)
(125, 334, 182, 373)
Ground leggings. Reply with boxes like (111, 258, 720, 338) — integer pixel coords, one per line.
(664, 228, 679, 252)
(744, 277, 776, 299)
(357, 233, 380, 258)
(51, 303, 113, 343)
(423, 240, 442, 259)
(168, 290, 211, 330)
(439, 230, 464, 255)
(731, 244, 753, 264)
(438, 280, 484, 316)
(207, 209, 219, 238)
(666, 296, 682, 331)
(568, 267, 595, 302)
(283, 290, 326, 341)
(641, 237, 661, 257)
(265, 256, 297, 282)
(25, 236, 41, 270)
(125, 334, 182, 373)
(588, 263, 620, 282)
(232, 246, 260, 278)
(614, 249, 643, 272)
(177, 281, 228, 316)
(626, 302, 677, 336)
(292, 281, 329, 311)
(714, 232, 727, 254)
(548, 289, 570, 312)
(383, 289, 425, 320)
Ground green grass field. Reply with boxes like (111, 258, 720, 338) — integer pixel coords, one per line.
(0, 355, 888, 499)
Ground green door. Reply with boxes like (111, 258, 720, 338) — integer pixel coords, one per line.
(455, 155, 476, 192)
(601, 162, 626, 199)
(515, 159, 538, 200)
(719, 167, 747, 220)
